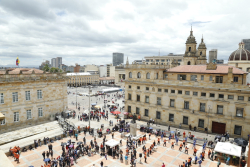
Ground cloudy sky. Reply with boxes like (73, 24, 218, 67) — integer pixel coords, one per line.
(0, 0, 249, 67)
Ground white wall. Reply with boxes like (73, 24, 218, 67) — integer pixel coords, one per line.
(99, 66, 107, 77)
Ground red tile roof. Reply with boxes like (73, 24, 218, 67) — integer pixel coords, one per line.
(0, 68, 44, 75)
(167, 65, 247, 74)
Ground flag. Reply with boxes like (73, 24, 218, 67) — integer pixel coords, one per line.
(16, 57, 20, 66)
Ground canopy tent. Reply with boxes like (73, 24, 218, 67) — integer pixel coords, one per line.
(64, 110, 72, 114)
(105, 139, 119, 148)
(214, 142, 242, 157)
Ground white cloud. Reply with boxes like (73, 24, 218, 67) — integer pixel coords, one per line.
(0, 0, 249, 67)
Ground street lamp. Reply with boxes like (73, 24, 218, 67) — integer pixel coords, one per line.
(88, 85, 92, 128)
(75, 73, 78, 109)
(207, 105, 211, 135)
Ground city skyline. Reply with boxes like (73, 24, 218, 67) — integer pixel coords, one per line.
(0, 0, 250, 67)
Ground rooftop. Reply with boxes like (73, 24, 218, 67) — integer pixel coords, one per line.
(66, 72, 91, 76)
(0, 68, 44, 75)
(167, 65, 247, 74)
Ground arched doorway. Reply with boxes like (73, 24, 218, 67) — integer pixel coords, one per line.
(187, 61, 191, 65)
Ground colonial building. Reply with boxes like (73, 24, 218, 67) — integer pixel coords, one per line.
(0, 68, 68, 133)
(124, 62, 250, 138)
(228, 42, 250, 72)
(144, 53, 184, 66)
(67, 72, 99, 87)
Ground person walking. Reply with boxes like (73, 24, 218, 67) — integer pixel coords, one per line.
(42, 151, 45, 160)
(163, 139, 167, 147)
(100, 161, 104, 167)
(171, 141, 174, 149)
(179, 143, 183, 151)
(46, 151, 50, 158)
(185, 146, 188, 154)
(217, 158, 221, 167)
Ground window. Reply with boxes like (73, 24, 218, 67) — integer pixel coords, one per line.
(156, 111, 161, 119)
(200, 103, 205, 112)
(156, 73, 158, 79)
(236, 108, 243, 117)
(189, 47, 191, 51)
(209, 76, 213, 81)
(164, 74, 168, 79)
(183, 116, 188, 125)
(14, 112, 19, 122)
(238, 96, 244, 101)
(137, 72, 141, 78)
(164, 89, 168, 93)
(170, 99, 175, 107)
(185, 91, 190, 95)
(193, 92, 198, 96)
(171, 90, 175, 94)
(129, 85, 131, 89)
(38, 108, 43, 117)
(177, 74, 186, 80)
(200, 51, 202, 55)
(228, 95, 234, 100)
(137, 95, 140, 101)
(249, 97, 250, 101)
(145, 96, 149, 103)
(219, 94, 224, 99)
(1, 113, 5, 125)
(144, 109, 148, 116)
(157, 97, 161, 105)
(210, 93, 215, 98)
(198, 119, 204, 128)
(128, 93, 131, 100)
(190, 75, 197, 81)
(146, 73, 150, 79)
(27, 110, 32, 119)
(136, 107, 140, 114)
(169, 114, 174, 122)
(129, 72, 132, 78)
(137, 86, 140, 90)
(215, 76, 223, 83)
(178, 90, 182, 94)
(234, 77, 238, 82)
(12, 92, 18, 103)
(201, 75, 204, 81)
(201, 92, 206, 97)
(234, 125, 242, 135)
(217, 105, 223, 114)
(128, 106, 131, 113)
(25, 91, 31, 101)
(184, 101, 189, 109)
(0, 93, 4, 104)
(37, 90, 42, 99)
(158, 88, 162, 92)
(146, 87, 149, 91)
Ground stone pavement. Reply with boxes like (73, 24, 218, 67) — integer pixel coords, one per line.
(9, 130, 237, 167)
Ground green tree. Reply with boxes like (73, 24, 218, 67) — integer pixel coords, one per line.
(43, 64, 50, 72)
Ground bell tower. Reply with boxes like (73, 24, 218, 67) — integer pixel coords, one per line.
(183, 26, 198, 65)
(196, 35, 207, 65)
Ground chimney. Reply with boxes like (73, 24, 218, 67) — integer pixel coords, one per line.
(228, 67, 233, 83)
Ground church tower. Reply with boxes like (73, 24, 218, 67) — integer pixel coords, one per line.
(183, 26, 198, 65)
(196, 35, 207, 65)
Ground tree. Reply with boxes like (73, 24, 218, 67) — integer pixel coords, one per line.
(43, 64, 50, 72)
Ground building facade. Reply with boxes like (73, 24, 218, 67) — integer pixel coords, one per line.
(209, 49, 218, 63)
(242, 39, 250, 51)
(113, 53, 124, 66)
(124, 63, 250, 138)
(228, 42, 250, 72)
(67, 72, 99, 87)
(51, 58, 56, 68)
(0, 68, 68, 133)
(145, 53, 183, 66)
(115, 66, 126, 84)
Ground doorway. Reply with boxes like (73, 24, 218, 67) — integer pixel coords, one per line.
(212, 121, 226, 134)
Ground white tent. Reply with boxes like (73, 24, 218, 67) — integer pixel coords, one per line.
(214, 142, 242, 157)
(105, 139, 119, 148)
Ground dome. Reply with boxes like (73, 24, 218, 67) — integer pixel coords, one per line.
(186, 27, 197, 44)
(229, 42, 250, 61)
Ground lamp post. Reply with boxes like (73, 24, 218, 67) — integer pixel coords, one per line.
(75, 73, 78, 109)
(207, 105, 211, 136)
(88, 85, 91, 128)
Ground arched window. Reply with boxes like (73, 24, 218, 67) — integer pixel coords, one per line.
(187, 61, 191, 65)
(146, 72, 150, 79)
(200, 51, 202, 55)
(156, 73, 158, 79)
(129, 72, 132, 78)
(189, 47, 191, 52)
(137, 72, 141, 78)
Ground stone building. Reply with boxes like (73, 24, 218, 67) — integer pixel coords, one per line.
(144, 53, 183, 66)
(67, 72, 99, 87)
(124, 62, 250, 138)
(228, 42, 250, 72)
(0, 68, 68, 133)
(115, 65, 126, 85)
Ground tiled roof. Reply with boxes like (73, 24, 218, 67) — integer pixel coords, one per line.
(167, 65, 247, 74)
(0, 68, 44, 75)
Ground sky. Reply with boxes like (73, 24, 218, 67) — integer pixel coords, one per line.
(0, 0, 249, 67)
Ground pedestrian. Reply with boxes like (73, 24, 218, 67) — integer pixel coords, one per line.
(163, 139, 166, 147)
(100, 161, 104, 167)
(171, 141, 174, 149)
(217, 158, 221, 167)
(194, 155, 198, 164)
(198, 159, 202, 167)
(51, 150, 53, 158)
(144, 153, 147, 163)
(193, 147, 197, 156)
(42, 151, 45, 160)
(105, 153, 107, 160)
(185, 146, 188, 154)
(162, 163, 166, 167)
(46, 151, 50, 158)
(179, 143, 183, 151)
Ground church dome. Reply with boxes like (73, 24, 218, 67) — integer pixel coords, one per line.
(198, 36, 206, 49)
(228, 42, 250, 61)
(186, 27, 197, 44)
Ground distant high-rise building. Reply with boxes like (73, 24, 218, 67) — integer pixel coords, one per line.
(113, 53, 124, 66)
(209, 49, 217, 63)
(242, 39, 250, 51)
(56, 57, 62, 68)
(51, 58, 56, 67)
(216, 59, 224, 64)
